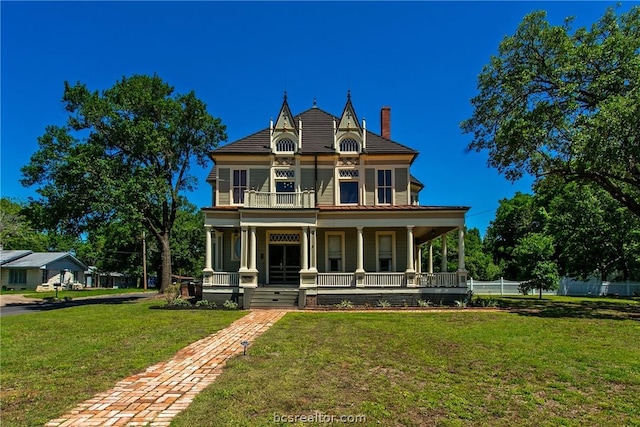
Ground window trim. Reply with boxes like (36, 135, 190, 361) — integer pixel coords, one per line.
(231, 169, 249, 205)
(375, 231, 396, 272)
(325, 231, 345, 273)
(376, 168, 393, 205)
(338, 137, 360, 153)
(337, 167, 360, 205)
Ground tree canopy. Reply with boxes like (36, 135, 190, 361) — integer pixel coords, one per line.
(21, 75, 226, 291)
(462, 6, 640, 217)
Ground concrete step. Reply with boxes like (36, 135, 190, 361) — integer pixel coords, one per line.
(250, 288, 299, 308)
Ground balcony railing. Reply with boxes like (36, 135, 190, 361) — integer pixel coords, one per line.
(363, 273, 405, 287)
(244, 190, 315, 209)
(208, 272, 240, 287)
(317, 272, 460, 288)
(417, 272, 459, 287)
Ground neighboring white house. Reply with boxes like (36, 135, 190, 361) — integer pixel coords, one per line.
(201, 93, 470, 308)
(0, 250, 88, 291)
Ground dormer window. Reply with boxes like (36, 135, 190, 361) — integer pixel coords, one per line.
(339, 138, 360, 153)
(276, 138, 296, 153)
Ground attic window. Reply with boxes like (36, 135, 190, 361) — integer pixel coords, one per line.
(276, 138, 296, 152)
(339, 138, 359, 152)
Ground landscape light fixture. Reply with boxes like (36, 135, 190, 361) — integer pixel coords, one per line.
(241, 340, 249, 355)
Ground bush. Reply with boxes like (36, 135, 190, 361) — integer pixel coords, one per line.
(222, 300, 239, 310)
(376, 299, 391, 308)
(195, 300, 216, 309)
(334, 300, 354, 309)
(169, 297, 192, 308)
(417, 299, 432, 307)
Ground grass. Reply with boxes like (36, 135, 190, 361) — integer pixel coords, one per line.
(0, 299, 245, 426)
(172, 308, 640, 426)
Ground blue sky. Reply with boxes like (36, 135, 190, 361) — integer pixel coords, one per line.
(2, 1, 636, 236)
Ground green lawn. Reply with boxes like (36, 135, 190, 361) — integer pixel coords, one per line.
(0, 300, 245, 426)
(172, 308, 640, 426)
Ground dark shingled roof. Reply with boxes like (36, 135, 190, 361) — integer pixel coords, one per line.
(212, 107, 418, 156)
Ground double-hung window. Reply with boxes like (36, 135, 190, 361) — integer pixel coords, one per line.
(377, 169, 392, 205)
(326, 232, 344, 272)
(338, 169, 359, 205)
(232, 170, 247, 204)
(376, 232, 395, 272)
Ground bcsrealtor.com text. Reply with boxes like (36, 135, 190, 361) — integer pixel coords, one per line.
(273, 411, 367, 423)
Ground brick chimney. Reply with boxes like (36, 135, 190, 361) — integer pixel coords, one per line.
(380, 106, 391, 139)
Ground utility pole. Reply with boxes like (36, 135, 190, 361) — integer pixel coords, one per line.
(142, 231, 147, 291)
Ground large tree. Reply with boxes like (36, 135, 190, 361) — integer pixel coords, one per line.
(21, 75, 226, 292)
(462, 7, 640, 217)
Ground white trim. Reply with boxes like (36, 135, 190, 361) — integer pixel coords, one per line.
(375, 231, 396, 272)
(325, 231, 345, 273)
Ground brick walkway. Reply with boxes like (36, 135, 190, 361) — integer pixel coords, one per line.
(46, 310, 289, 427)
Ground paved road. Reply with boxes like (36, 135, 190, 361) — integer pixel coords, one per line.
(0, 292, 159, 317)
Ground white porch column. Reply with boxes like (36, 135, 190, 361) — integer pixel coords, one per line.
(249, 226, 257, 271)
(240, 226, 248, 271)
(458, 227, 465, 271)
(356, 226, 364, 273)
(428, 241, 433, 274)
(301, 226, 309, 271)
(406, 226, 415, 273)
(310, 227, 317, 271)
(204, 226, 213, 271)
(441, 233, 448, 272)
(215, 232, 223, 271)
(417, 245, 422, 273)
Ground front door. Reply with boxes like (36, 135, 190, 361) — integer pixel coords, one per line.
(269, 244, 300, 285)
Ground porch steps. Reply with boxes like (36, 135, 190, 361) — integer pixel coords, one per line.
(250, 287, 299, 308)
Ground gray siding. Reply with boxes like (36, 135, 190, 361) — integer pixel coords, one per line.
(300, 168, 315, 193)
(365, 168, 375, 206)
(395, 168, 408, 205)
(257, 229, 267, 284)
(218, 168, 230, 206)
(250, 168, 269, 192)
(222, 229, 240, 272)
(316, 169, 334, 205)
(363, 228, 407, 272)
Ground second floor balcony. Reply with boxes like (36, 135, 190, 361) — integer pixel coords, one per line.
(243, 190, 316, 209)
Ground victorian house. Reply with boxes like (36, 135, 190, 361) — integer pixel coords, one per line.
(202, 93, 469, 308)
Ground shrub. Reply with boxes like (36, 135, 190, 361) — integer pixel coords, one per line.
(222, 300, 239, 310)
(195, 300, 216, 309)
(417, 299, 432, 307)
(163, 283, 181, 303)
(169, 297, 192, 308)
(376, 299, 391, 308)
(334, 300, 354, 309)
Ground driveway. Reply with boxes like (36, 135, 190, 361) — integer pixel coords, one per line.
(0, 292, 158, 317)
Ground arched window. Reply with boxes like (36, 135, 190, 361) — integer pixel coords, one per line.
(339, 138, 359, 152)
(276, 138, 296, 152)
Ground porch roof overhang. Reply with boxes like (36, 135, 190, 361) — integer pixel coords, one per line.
(202, 205, 469, 243)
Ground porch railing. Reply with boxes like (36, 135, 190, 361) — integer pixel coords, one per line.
(317, 273, 354, 287)
(244, 190, 315, 209)
(210, 272, 240, 286)
(363, 273, 405, 287)
(417, 272, 459, 287)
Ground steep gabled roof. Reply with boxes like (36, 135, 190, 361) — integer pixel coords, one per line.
(212, 107, 417, 156)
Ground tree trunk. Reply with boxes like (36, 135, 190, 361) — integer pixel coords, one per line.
(159, 232, 172, 293)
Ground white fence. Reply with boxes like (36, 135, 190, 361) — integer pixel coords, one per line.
(558, 277, 640, 297)
(469, 277, 640, 297)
